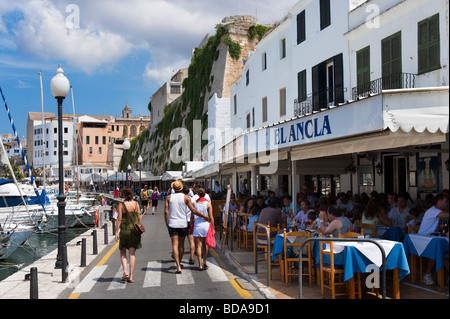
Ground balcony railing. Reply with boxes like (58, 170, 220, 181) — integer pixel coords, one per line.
(294, 87, 346, 117)
(352, 73, 416, 100)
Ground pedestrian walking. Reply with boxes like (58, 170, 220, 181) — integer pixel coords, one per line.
(191, 188, 214, 271)
(183, 186, 196, 265)
(164, 180, 209, 274)
(151, 187, 160, 215)
(115, 187, 142, 283)
(140, 185, 150, 214)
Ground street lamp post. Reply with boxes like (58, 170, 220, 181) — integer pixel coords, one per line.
(123, 138, 130, 188)
(127, 164, 132, 188)
(50, 65, 70, 283)
(138, 155, 143, 188)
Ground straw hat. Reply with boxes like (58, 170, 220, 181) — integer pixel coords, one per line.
(171, 180, 183, 192)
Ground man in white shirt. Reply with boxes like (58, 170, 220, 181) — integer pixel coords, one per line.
(418, 193, 449, 285)
(336, 193, 354, 213)
(388, 194, 410, 233)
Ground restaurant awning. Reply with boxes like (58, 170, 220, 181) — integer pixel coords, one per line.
(192, 162, 220, 179)
(161, 171, 183, 181)
(291, 87, 448, 161)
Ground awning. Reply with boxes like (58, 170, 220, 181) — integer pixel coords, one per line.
(291, 130, 446, 161)
(161, 171, 183, 181)
(291, 87, 448, 161)
(192, 162, 220, 179)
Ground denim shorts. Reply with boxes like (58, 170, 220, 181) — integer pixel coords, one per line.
(168, 226, 189, 237)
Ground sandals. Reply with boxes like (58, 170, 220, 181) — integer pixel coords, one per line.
(120, 275, 129, 281)
(127, 278, 134, 283)
(203, 264, 208, 270)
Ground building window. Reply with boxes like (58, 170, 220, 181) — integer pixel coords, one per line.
(246, 113, 251, 130)
(103, 136, 106, 145)
(99, 147, 102, 155)
(112, 125, 115, 131)
(280, 88, 287, 116)
(262, 52, 267, 71)
(297, 70, 307, 102)
(64, 127, 68, 133)
(63, 151, 69, 156)
(280, 38, 286, 59)
(382, 31, 402, 89)
(297, 10, 306, 44)
(95, 136, 99, 144)
(117, 125, 119, 131)
(89, 147, 93, 154)
(234, 94, 238, 115)
(54, 140, 57, 148)
(64, 140, 68, 148)
(356, 46, 371, 94)
(54, 128, 57, 134)
(246, 70, 250, 86)
(171, 85, 181, 94)
(262, 97, 268, 123)
(320, 0, 331, 30)
(86, 136, 90, 144)
(418, 13, 440, 74)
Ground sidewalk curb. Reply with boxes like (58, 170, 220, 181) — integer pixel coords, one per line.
(222, 249, 278, 299)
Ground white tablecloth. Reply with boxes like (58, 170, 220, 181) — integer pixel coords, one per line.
(407, 234, 449, 256)
(325, 240, 397, 267)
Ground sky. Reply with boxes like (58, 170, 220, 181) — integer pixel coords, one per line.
(0, 0, 298, 139)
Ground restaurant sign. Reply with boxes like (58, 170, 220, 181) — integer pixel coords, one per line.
(239, 95, 384, 158)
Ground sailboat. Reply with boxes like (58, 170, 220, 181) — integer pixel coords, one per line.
(39, 85, 98, 230)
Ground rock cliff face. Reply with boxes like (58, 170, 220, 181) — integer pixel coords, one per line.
(122, 16, 268, 176)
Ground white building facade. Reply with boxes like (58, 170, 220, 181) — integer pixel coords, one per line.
(32, 118, 75, 174)
(214, 0, 448, 204)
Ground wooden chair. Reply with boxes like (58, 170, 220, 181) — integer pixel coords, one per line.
(356, 221, 378, 238)
(337, 229, 364, 299)
(241, 215, 254, 251)
(254, 221, 281, 280)
(338, 228, 364, 238)
(282, 229, 314, 287)
(319, 235, 362, 299)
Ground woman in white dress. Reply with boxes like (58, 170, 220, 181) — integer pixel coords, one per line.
(192, 188, 214, 271)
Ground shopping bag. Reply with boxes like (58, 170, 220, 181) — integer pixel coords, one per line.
(205, 222, 216, 248)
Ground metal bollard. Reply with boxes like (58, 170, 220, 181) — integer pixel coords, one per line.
(103, 223, 108, 244)
(62, 244, 68, 283)
(112, 219, 116, 236)
(30, 267, 38, 299)
(81, 238, 87, 267)
(92, 229, 98, 255)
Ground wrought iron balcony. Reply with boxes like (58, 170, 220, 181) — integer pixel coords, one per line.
(352, 73, 416, 100)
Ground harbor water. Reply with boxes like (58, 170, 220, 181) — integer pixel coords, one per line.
(0, 227, 89, 282)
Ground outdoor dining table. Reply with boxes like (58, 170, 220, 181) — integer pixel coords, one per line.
(403, 233, 449, 292)
(378, 226, 405, 242)
(313, 238, 410, 299)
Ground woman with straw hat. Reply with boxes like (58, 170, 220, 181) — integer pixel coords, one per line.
(164, 180, 210, 274)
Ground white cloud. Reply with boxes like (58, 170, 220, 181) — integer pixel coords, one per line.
(1, 0, 298, 82)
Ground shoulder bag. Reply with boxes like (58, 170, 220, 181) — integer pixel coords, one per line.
(123, 202, 145, 235)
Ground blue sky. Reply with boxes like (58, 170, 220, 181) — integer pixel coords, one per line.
(0, 0, 296, 138)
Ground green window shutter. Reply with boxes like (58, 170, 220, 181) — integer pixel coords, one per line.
(382, 31, 402, 89)
(298, 70, 307, 102)
(320, 0, 331, 30)
(357, 46, 370, 94)
(418, 13, 440, 74)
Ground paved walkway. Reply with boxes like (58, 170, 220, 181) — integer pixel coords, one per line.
(0, 208, 448, 299)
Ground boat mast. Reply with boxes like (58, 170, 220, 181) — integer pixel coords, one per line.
(39, 71, 46, 198)
(70, 86, 79, 204)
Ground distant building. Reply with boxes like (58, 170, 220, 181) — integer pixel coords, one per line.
(26, 104, 150, 182)
(149, 68, 188, 127)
